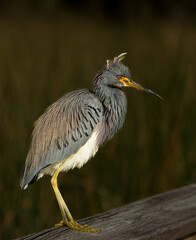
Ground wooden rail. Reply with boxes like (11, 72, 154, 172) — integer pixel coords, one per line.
(16, 184, 196, 240)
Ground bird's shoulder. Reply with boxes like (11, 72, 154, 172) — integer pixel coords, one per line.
(34, 89, 103, 128)
(47, 89, 102, 114)
(60, 89, 103, 110)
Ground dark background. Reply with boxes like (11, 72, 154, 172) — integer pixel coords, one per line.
(0, 1, 196, 239)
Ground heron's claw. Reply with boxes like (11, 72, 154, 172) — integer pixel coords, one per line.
(55, 220, 64, 227)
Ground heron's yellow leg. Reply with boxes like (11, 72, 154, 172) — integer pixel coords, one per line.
(51, 165, 100, 232)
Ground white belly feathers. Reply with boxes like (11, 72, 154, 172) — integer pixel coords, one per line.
(38, 129, 99, 179)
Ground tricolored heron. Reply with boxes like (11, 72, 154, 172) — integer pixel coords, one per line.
(20, 53, 161, 232)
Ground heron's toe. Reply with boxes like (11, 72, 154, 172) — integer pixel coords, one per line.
(66, 219, 100, 232)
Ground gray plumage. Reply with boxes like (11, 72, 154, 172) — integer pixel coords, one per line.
(20, 53, 160, 190)
(20, 90, 104, 188)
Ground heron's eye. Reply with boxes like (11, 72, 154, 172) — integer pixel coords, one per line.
(118, 76, 129, 83)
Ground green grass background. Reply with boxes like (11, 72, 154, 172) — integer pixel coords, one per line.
(0, 5, 196, 239)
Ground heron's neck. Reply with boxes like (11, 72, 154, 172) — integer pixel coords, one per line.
(94, 83, 127, 141)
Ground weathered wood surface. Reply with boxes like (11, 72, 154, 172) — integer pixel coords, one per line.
(16, 184, 196, 240)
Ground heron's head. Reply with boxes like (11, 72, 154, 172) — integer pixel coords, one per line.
(94, 53, 162, 99)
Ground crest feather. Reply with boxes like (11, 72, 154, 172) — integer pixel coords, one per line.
(106, 52, 127, 69)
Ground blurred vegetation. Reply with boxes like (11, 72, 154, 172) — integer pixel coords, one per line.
(0, 1, 196, 239)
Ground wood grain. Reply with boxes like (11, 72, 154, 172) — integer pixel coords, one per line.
(16, 184, 196, 240)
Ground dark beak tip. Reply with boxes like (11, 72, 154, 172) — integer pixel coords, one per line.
(146, 89, 162, 100)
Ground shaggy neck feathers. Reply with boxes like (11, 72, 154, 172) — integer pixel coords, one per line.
(94, 72, 127, 141)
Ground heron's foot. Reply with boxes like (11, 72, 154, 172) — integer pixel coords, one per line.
(67, 219, 100, 232)
(55, 219, 100, 232)
(55, 220, 88, 228)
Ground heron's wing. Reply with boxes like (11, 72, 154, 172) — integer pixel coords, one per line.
(20, 89, 103, 188)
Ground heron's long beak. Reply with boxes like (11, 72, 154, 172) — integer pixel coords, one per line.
(119, 77, 162, 100)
